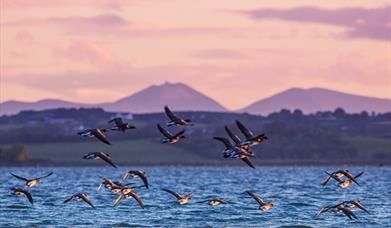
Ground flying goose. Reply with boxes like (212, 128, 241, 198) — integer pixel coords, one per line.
(162, 188, 192, 205)
(113, 191, 144, 208)
(322, 170, 362, 186)
(11, 188, 33, 205)
(213, 137, 255, 169)
(157, 124, 186, 144)
(83, 152, 117, 168)
(64, 193, 94, 208)
(109, 118, 136, 132)
(164, 106, 193, 127)
(78, 128, 112, 145)
(245, 191, 274, 211)
(236, 120, 267, 147)
(10, 171, 53, 187)
(123, 170, 149, 189)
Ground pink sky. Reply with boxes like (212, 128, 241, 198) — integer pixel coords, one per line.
(1, 0, 390, 109)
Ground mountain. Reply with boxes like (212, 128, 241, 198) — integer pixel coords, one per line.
(0, 82, 227, 115)
(0, 99, 93, 116)
(100, 82, 227, 113)
(240, 87, 391, 115)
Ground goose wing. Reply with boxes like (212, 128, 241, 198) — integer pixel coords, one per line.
(127, 192, 144, 208)
(338, 170, 360, 185)
(157, 124, 173, 138)
(340, 207, 357, 220)
(224, 126, 242, 145)
(97, 152, 117, 168)
(130, 171, 149, 189)
(10, 173, 29, 181)
(164, 106, 180, 122)
(80, 194, 94, 208)
(351, 201, 368, 213)
(213, 137, 233, 148)
(162, 188, 181, 199)
(245, 191, 265, 206)
(92, 129, 111, 145)
(37, 171, 53, 180)
(236, 120, 254, 139)
(64, 195, 74, 203)
(109, 118, 123, 127)
(321, 172, 333, 186)
(23, 190, 33, 204)
(240, 157, 255, 169)
(114, 193, 125, 206)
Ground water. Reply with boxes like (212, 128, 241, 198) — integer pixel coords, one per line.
(0, 166, 390, 227)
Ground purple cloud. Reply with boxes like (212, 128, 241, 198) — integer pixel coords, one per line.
(243, 6, 391, 41)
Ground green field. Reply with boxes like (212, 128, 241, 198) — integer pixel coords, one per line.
(27, 139, 207, 164)
(343, 136, 391, 160)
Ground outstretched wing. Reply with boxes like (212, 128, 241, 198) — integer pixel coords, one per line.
(164, 106, 179, 122)
(213, 137, 233, 148)
(162, 188, 181, 199)
(128, 192, 144, 208)
(109, 118, 123, 127)
(130, 171, 149, 189)
(340, 207, 357, 220)
(236, 120, 254, 139)
(245, 191, 265, 206)
(157, 124, 173, 138)
(64, 195, 74, 203)
(81, 194, 95, 208)
(224, 126, 242, 145)
(339, 170, 360, 185)
(37, 172, 53, 180)
(240, 157, 255, 169)
(97, 153, 117, 168)
(321, 172, 333, 186)
(10, 173, 29, 181)
(114, 194, 124, 206)
(92, 129, 112, 145)
(351, 201, 368, 213)
(24, 190, 33, 204)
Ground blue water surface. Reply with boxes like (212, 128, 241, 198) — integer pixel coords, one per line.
(0, 166, 390, 227)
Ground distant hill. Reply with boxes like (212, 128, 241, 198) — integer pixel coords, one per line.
(100, 82, 227, 113)
(0, 99, 93, 116)
(240, 88, 391, 115)
(0, 82, 227, 115)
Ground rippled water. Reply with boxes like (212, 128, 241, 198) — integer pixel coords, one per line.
(0, 166, 390, 227)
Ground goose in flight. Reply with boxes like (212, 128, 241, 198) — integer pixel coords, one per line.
(123, 170, 149, 189)
(109, 118, 136, 132)
(322, 170, 362, 186)
(236, 120, 267, 147)
(213, 137, 255, 169)
(64, 193, 94, 208)
(157, 124, 186, 144)
(83, 152, 117, 168)
(162, 188, 192, 205)
(316, 203, 359, 220)
(245, 191, 274, 212)
(11, 188, 33, 205)
(78, 128, 112, 145)
(164, 106, 193, 127)
(198, 198, 226, 206)
(10, 171, 53, 187)
(113, 191, 144, 208)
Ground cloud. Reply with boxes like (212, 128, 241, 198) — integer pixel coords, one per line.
(191, 49, 246, 59)
(5, 13, 130, 30)
(243, 6, 391, 41)
(52, 41, 129, 71)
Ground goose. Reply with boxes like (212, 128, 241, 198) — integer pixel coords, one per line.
(10, 172, 53, 187)
(83, 152, 117, 168)
(157, 124, 185, 144)
(162, 188, 192, 205)
(245, 191, 274, 211)
(164, 106, 193, 127)
(64, 193, 94, 208)
(213, 137, 255, 169)
(11, 188, 33, 205)
(236, 120, 267, 147)
(123, 170, 149, 189)
(77, 128, 111, 145)
(109, 118, 136, 132)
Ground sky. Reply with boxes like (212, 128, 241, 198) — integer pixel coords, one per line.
(1, 0, 390, 110)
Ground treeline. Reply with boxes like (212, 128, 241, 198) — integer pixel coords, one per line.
(0, 107, 390, 161)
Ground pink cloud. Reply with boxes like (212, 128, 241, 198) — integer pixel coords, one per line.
(243, 6, 391, 41)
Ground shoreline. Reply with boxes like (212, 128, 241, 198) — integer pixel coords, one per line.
(1, 159, 390, 167)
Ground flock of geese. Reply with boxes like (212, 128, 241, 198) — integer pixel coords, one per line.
(9, 106, 368, 220)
